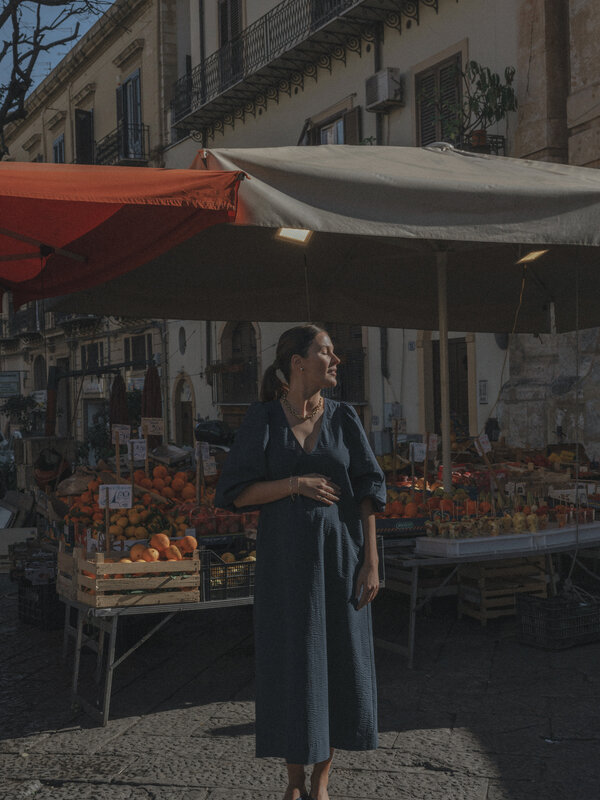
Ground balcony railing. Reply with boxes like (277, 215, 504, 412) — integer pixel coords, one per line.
(210, 358, 259, 405)
(172, 0, 440, 129)
(95, 122, 150, 166)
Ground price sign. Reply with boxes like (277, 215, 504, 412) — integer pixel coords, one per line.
(410, 442, 427, 463)
(128, 438, 147, 461)
(98, 484, 133, 509)
(505, 481, 515, 497)
(141, 417, 164, 435)
(474, 434, 492, 455)
(516, 482, 526, 496)
(111, 424, 131, 444)
(203, 457, 218, 476)
(427, 433, 439, 453)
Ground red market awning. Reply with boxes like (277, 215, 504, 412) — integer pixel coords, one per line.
(0, 161, 242, 306)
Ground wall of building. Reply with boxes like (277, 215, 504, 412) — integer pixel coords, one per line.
(164, 0, 519, 448)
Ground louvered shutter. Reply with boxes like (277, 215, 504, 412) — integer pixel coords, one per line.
(439, 56, 461, 143)
(417, 71, 437, 146)
(343, 107, 362, 145)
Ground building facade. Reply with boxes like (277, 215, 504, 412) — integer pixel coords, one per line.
(1, 0, 177, 446)
(164, 0, 520, 448)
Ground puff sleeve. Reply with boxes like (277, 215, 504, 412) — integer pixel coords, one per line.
(341, 403, 386, 512)
(214, 402, 269, 512)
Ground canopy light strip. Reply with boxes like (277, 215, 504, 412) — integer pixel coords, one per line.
(276, 228, 313, 245)
(516, 249, 550, 264)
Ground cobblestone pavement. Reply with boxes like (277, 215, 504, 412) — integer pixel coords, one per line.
(1, 576, 600, 800)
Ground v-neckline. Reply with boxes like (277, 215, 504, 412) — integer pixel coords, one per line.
(278, 397, 327, 456)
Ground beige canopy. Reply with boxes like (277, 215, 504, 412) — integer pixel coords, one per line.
(49, 144, 600, 335)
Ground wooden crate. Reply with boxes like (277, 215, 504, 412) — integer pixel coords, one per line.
(458, 557, 548, 626)
(384, 556, 457, 599)
(74, 548, 200, 608)
(56, 545, 76, 601)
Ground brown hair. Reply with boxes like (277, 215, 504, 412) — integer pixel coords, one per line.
(260, 324, 326, 402)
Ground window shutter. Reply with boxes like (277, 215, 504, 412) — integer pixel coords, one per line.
(416, 71, 437, 146)
(230, 0, 241, 39)
(124, 338, 131, 364)
(75, 109, 94, 164)
(147, 333, 152, 363)
(80, 346, 86, 370)
(99, 342, 104, 366)
(343, 107, 361, 145)
(439, 56, 461, 143)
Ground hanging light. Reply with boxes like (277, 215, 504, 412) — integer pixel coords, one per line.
(516, 249, 549, 264)
(275, 228, 313, 245)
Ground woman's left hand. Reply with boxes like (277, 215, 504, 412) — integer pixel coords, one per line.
(355, 562, 379, 610)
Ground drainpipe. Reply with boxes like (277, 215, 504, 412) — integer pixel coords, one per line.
(156, 0, 165, 155)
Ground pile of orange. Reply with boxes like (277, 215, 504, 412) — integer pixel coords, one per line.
(133, 465, 197, 504)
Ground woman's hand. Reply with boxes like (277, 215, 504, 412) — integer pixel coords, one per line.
(298, 474, 341, 505)
(355, 561, 379, 610)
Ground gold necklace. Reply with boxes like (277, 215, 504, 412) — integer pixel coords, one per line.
(282, 393, 323, 421)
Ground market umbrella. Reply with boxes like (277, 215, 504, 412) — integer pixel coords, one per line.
(142, 364, 163, 448)
(21, 145, 600, 485)
(0, 161, 242, 305)
(109, 373, 129, 428)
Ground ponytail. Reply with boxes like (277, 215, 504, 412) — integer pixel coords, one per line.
(260, 363, 287, 402)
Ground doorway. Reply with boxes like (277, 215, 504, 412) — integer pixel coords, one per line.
(432, 337, 469, 437)
(174, 377, 195, 446)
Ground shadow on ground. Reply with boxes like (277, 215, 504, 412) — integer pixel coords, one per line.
(1, 576, 600, 800)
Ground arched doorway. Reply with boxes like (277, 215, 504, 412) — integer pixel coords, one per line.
(174, 375, 195, 446)
(33, 354, 47, 390)
(218, 322, 258, 428)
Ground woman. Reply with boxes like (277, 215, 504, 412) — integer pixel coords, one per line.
(215, 325, 385, 800)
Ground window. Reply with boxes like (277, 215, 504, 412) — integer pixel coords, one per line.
(415, 53, 461, 146)
(75, 109, 94, 164)
(33, 355, 47, 390)
(305, 107, 362, 146)
(116, 70, 143, 159)
(81, 342, 104, 370)
(178, 326, 186, 355)
(218, 0, 242, 87)
(124, 333, 153, 367)
(53, 134, 65, 163)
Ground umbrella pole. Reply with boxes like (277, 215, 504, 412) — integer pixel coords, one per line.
(437, 250, 452, 492)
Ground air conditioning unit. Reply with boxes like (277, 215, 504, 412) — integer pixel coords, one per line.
(365, 68, 405, 112)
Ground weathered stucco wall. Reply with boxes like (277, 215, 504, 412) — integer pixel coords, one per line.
(497, 328, 600, 459)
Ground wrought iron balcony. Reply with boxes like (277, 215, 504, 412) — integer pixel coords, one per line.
(210, 358, 259, 405)
(172, 0, 440, 137)
(95, 122, 150, 166)
(53, 312, 103, 337)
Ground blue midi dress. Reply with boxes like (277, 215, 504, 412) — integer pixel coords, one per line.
(215, 398, 386, 765)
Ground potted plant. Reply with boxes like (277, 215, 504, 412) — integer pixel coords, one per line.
(419, 59, 517, 151)
(459, 60, 517, 148)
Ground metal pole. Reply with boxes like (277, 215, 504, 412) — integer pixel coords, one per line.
(437, 250, 452, 492)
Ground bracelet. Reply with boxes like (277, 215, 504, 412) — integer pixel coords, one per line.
(289, 475, 299, 501)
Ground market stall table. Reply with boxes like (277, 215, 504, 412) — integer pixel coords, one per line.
(63, 595, 254, 726)
(381, 525, 600, 669)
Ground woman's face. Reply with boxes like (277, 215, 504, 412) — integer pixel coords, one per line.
(298, 331, 341, 389)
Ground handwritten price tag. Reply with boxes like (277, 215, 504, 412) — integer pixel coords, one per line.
(128, 439, 147, 461)
(427, 434, 439, 453)
(141, 417, 164, 436)
(410, 442, 427, 463)
(111, 424, 131, 444)
(98, 484, 133, 509)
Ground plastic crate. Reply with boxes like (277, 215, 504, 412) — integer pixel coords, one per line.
(201, 550, 255, 601)
(17, 580, 63, 629)
(517, 594, 600, 650)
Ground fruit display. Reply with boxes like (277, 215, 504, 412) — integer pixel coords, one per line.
(60, 467, 259, 542)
